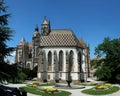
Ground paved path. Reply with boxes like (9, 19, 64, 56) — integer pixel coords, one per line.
(6, 83, 120, 96)
(64, 86, 120, 96)
(6, 84, 39, 96)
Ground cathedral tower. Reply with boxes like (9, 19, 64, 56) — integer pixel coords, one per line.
(32, 25, 40, 68)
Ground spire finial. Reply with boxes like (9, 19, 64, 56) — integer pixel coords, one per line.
(21, 37, 25, 43)
(42, 16, 49, 24)
(44, 16, 46, 20)
(19, 37, 26, 45)
(35, 24, 39, 32)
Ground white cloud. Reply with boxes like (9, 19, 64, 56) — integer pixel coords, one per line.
(5, 51, 16, 64)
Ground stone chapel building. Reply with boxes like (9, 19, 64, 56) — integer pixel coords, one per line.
(15, 17, 90, 82)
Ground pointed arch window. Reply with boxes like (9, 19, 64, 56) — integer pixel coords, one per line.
(66, 51, 69, 65)
(54, 51, 57, 65)
(59, 50, 63, 71)
(48, 51, 52, 70)
(78, 52, 82, 72)
(69, 50, 74, 71)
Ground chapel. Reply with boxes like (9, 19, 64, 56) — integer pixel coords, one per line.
(15, 17, 90, 82)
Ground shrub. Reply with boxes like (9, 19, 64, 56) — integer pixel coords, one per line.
(27, 82, 40, 87)
(95, 85, 107, 90)
(104, 83, 112, 87)
(90, 82, 97, 85)
(32, 81, 40, 86)
(27, 84, 37, 88)
(40, 87, 58, 93)
(95, 83, 112, 90)
(18, 72, 27, 81)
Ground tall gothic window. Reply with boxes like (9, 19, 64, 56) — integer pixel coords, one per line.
(48, 51, 52, 70)
(69, 50, 74, 71)
(78, 52, 82, 72)
(78, 52, 84, 82)
(59, 50, 63, 71)
(28, 52, 32, 58)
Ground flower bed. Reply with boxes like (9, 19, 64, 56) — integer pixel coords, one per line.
(95, 83, 112, 90)
(82, 86, 119, 95)
(20, 86, 71, 96)
(40, 87, 58, 93)
(27, 81, 40, 87)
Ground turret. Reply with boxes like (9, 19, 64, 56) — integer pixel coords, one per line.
(32, 25, 40, 68)
(33, 25, 40, 37)
(41, 16, 51, 36)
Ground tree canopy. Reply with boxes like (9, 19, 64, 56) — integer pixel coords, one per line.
(94, 37, 120, 83)
(0, 0, 14, 63)
(0, 0, 15, 82)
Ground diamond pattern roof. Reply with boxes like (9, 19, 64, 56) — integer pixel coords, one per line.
(40, 30, 81, 47)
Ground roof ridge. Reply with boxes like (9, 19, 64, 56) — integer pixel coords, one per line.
(51, 29, 72, 31)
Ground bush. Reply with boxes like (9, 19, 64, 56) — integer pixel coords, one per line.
(32, 82, 40, 86)
(18, 72, 27, 81)
(116, 74, 120, 83)
(27, 82, 40, 87)
(40, 87, 58, 93)
(95, 83, 112, 90)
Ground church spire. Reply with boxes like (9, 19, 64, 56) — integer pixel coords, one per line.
(42, 16, 49, 24)
(19, 37, 26, 45)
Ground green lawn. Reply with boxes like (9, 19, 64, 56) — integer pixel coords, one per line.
(20, 86, 71, 96)
(82, 86, 120, 95)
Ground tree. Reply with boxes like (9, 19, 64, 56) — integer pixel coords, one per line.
(0, 0, 14, 63)
(94, 37, 120, 83)
(18, 72, 27, 81)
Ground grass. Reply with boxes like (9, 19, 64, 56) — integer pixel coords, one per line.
(20, 86, 71, 96)
(82, 86, 120, 95)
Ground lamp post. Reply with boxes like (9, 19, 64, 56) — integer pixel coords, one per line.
(66, 71, 72, 87)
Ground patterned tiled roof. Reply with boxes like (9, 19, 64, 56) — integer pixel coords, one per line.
(78, 39, 86, 49)
(40, 29, 81, 47)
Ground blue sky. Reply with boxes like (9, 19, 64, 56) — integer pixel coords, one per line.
(5, 0, 120, 62)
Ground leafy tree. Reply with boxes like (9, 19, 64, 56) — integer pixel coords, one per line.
(18, 72, 27, 81)
(91, 58, 104, 69)
(94, 37, 120, 83)
(0, 0, 14, 63)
